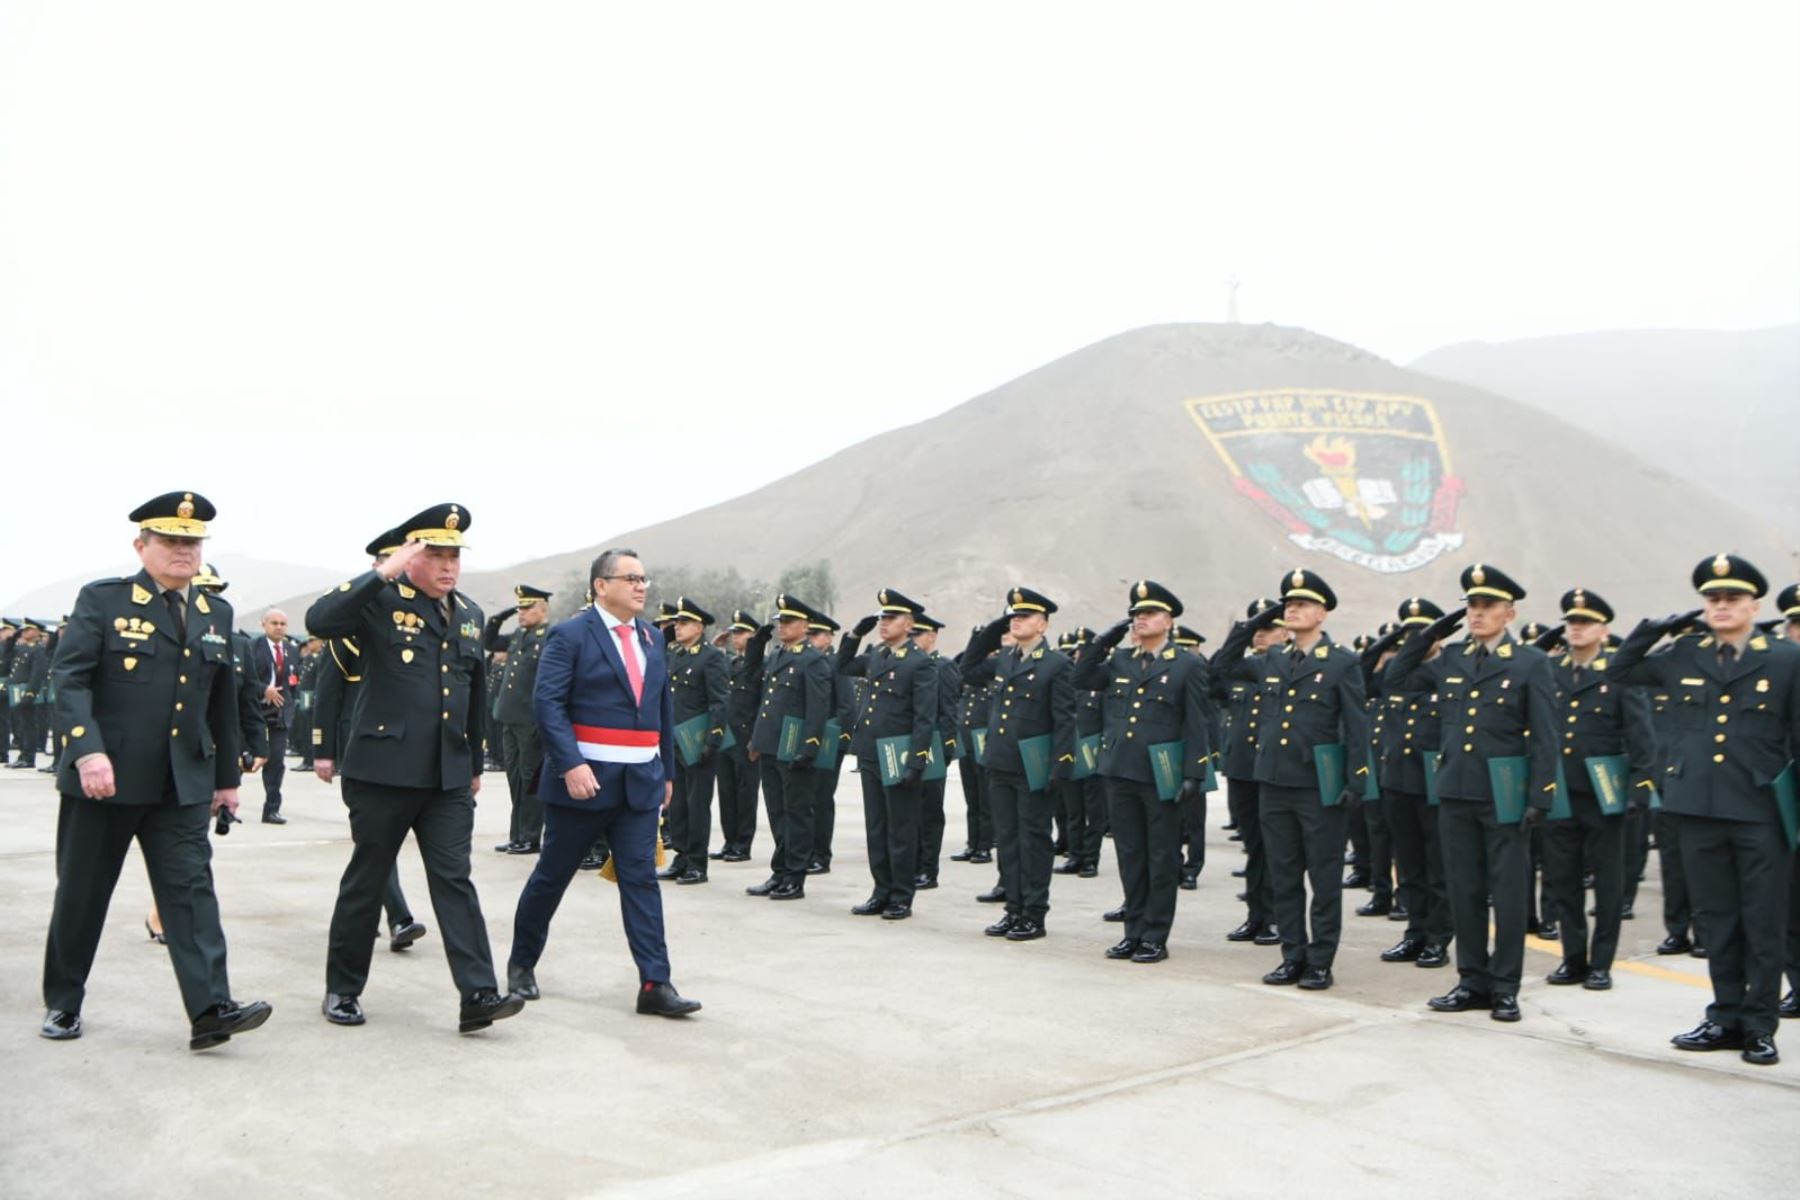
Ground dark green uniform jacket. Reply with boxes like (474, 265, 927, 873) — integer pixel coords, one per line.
(670, 641, 730, 749)
(982, 642, 1075, 780)
(749, 641, 831, 757)
(1074, 641, 1212, 784)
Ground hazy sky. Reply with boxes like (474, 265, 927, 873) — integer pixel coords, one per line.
(3, 1, 1797, 606)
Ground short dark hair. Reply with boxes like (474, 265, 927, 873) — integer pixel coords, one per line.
(589, 548, 639, 588)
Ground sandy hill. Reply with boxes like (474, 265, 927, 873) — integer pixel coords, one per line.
(277, 324, 1796, 639)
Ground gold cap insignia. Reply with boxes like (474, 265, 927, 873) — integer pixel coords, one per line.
(1471, 564, 1486, 586)
(1573, 588, 1586, 608)
(879, 589, 889, 605)
(176, 493, 195, 519)
(1712, 553, 1730, 578)
(1011, 589, 1022, 607)
(445, 507, 461, 531)
(1290, 569, 1305, 588)
(1136, 581, 1148, 600)
(1408, 598, 1421, 617)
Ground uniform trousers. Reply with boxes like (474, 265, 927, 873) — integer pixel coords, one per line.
(1439, 795, 1530, 997)
(1106, 778, 1183, 945)
(1260, 783, 1347, 968)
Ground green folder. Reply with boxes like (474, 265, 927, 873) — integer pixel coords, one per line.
(1773, 762, 1798, 853)
(970, 727, 989, 766)
(1584, 754, 1630, 817)
(1148, 740, 1185, 801)
(296, 691, 314, 713)
(875, 733, 947, 786)
(812, 719, 842, 771)
(1072, 733, 1100, 781)
(6, 683, 23, 707)
(1424, 751, 1441, 807)
(1313, 742, 1347, 807)
(1487, 755, 1530, 826)
(1550, 762, 1572, 821)
(675, 713, 735, 767)
(1018, 734, 1052, 793)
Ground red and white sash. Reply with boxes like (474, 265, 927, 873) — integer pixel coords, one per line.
(573, 723, 660, 764)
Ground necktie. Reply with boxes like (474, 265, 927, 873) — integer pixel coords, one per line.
(1291, 648, 1305, 665)
(615, 624, 644, 703)
(1719, 644, 1736, 669)
(162, 588, 187, 638)
(273, 639, 285, 681)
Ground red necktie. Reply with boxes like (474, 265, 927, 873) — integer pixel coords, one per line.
(615, 624, 644, 704)
(274, 641, 285, 680)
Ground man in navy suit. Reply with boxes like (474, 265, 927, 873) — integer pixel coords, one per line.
(506, 549, 702, 1017)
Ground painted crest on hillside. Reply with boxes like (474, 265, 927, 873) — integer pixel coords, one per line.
(1184, 390, 1465, 573)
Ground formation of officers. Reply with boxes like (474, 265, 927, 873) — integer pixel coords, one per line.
(23, 490, 1800, 1071)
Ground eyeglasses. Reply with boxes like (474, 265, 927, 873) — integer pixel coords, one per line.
(602, 575, 652, 587)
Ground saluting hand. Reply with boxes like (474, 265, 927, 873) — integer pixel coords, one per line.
(852, 615, 879, 638)
(375, 540, 427, 582)
(1094, 619, 1131, 650)
(1247, 603, 1285, 632)
(1655, 609, 1704, 638)
(1422, 607, 1466, 645)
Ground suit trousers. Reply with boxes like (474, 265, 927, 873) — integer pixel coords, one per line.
(500, 722, 545, 845)
(1227, 777, 1273, 927)
(1259, 784, 1348, 968)
(1544, 790, 1626, 970)
(1385, 788, 1453, 945)
(1681, 813, 1791, 1037)
(958, 756, 992, 852)
(674, 757, 716, 868)
(43, 788, 231, 1019)
(918, 777, 947, 882)
(510, 799, 671, 984)
(990, 770, 1055, 919)
(261, 725, 288, 815)
(760, 758, 816, 883)
(1655, 809, 1694, 938)
(1106, 777, 1182, 945)
(715, 741, 759, 852)
(859, 766, 921, 907)
(327, 780, 497, 997)
(1438, 795, 1530, 997)
(814, 757, 844, 867)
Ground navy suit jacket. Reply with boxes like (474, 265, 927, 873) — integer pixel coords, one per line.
(535, 605, 675, 812)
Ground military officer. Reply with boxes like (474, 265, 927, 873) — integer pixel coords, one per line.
(484, 584, 555, 855)
(1779, 583, 1800, 1020)
(836, 589, 939, 920)
(910, 613, 962, 891)
(1367, 598, 1454, 970)
(951, 626, 998, 868)
(0, 618, 15, 761)
(1215, 570, 1369, 991)
(310, 529, 426, 951)
(1055, 627, 1108, 880)
(294, 638, 322, 770)
(713, 609, 762, 862)
(1608, 554, 1797, 1065)
(1172, 624, 1217, 892)
(6, 617, 50, 768)
(1542, 588, 1656, 991)
(1073, 580, 1212, 964)
(743, 594, 833, 900)
(660, 597, 729, 885)
(40, 491, 272, 1049)
(1387, 564, 1559, 1023)
(977, 587, 1075, 942)
(1212, 600, 1288, 946)
(806, 611, 855, 874)
(304, 503, 523, 1035)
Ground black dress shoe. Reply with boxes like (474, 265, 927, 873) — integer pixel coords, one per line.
(1655, 932, 1692, 955)
(1620, 901, 1635, 920)
(960, 851, 988, 863)
(1343, 869, 1370, 888)
(578, 852, 608, 871)
(1741, 1034, 1779, 1065)
(708, 849, 727, 860)
(1671, 1021, 1742, 1052)
(1582, 969, 1612, 991)
(1006, 919, 1047, 942)
(913, 875, 939, 890)
(1546, 960, 1589, 986)
(1356, 897, 1392, 917)
(1179, 870, 1199, 891)
(507, 841, 541, 855)
(768, 880, 805, 900)
(1490, 995, 1521, 1023)
(1231, 867, 1247, 878)
(976, 887, 1007, 904)
(1388, 904, 1409, 922)
(745, 876, 779, 896)
(806, 861, 830, 875)
(676, 870, 709, 885)
(389, 919, 428, 951)
(1690, 944, 1710, 959)
(881, 904, 912, 921)
(721, 850, 752, 863)
(1254, 926, 1283, 946)
(1131, 942, 1168, 963)
(262, 813, 287, 825)
(458, 989, 525, 1034)
(1428, 986, 1491, 1012)
(1416, 943, 1449, 968)
(39, 1010, 82, 1040)
(1052, 859, 1082, 875)
(851, 896, 887, 916)
(1104, 937, 1141, 960)
(1381, 938, 1424, 963)
(1227, 831, 1244, 842)
(190, 999, 272, 1050)
(1780, 989, 1799, 1019)
(1078, 861, 1098, 878)
(985, 914, 1019, 937)
(1298, 966, 1334, 991)
(1102, 906, 1126, 923)
(1537, 921, 1560, 942)
(1263, 961, 1305, 986)
(950, 848, 975, 862)
(637, 981, 702, 1018)
(656, 864, 684, 881)
(1226, 920, 1260, 942)
(494, 841, 520, 853)
(508, 965, 540, 1001)
(322, 993, 365, 1026)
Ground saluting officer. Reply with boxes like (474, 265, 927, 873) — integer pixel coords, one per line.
(805, 611, 855, 874)
(484, 584, 555, 856)
(1215, 570, 1369, 991)
(1212, 600, 1287, 947)
(1386, 564, 1559, 1023)
(909, 613, 962, 891)
(1608, 555, 1798, 1066)
(6, 617, 50, 768)
(305, 503, 522, 1035)
(1055, 627, 1108, 880)
(836, 589, 938, 921)
(1542, 588, 1655, 992)
(977, 587, 1075, 943)
(744, 594, 832, 900)
(714, 609, 763, 863)
(1172, 624, 1216, 892)
(40, 491, 272, 1049)
(660, 598, 729, 885)
(1778, 583, 1800, 1021)
(1073, 580, 1212, 965)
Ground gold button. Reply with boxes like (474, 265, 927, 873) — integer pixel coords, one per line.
(1713, 753, 1725, 763)
(1279, 737, 1289, 746)
(71, 725, 86, 738)
(1564, 732, 1574, 740)
(442, 665, 449, 673)
(1284, 704, 1294, 712)
(1465, 725, 1475, 734)
(442, 641, 449, 649)
(183, 649, 191, 657)
(175, 702, 184, 712)
(443, 711, 450, 719)
(1470, 690, 1480, 698)
(1281, 721, 1291, 729)
(1129, 717, 1138, 724)
(171, 728, 179, 737)
(1719, 695, 1731, 704)
(1468, 707, 1478, 716)
(377, 724, 386, 731)
(1463, 743, 1473, 752)
(1133, 702, 1142, 709)
(1568, 716, 1578, 724)
(1568, 700, 1579, 709)
(179, 675, 188, 684)
(1563, 747, 1572, 755)
(1715, 733, 1726, 743)
(1717, 714, 1728, 724)
(443, 687, 450, 696)
(1404, 732, 1413, 740)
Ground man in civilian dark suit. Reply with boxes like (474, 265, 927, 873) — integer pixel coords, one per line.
(246, 608, 300, 824)
(506, 549, 701, 1018)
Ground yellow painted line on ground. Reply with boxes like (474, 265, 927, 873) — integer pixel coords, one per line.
(1522, 931, 1710, 988)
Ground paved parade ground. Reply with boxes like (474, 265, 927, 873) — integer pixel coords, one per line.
(2, 764, 1794, 1199)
